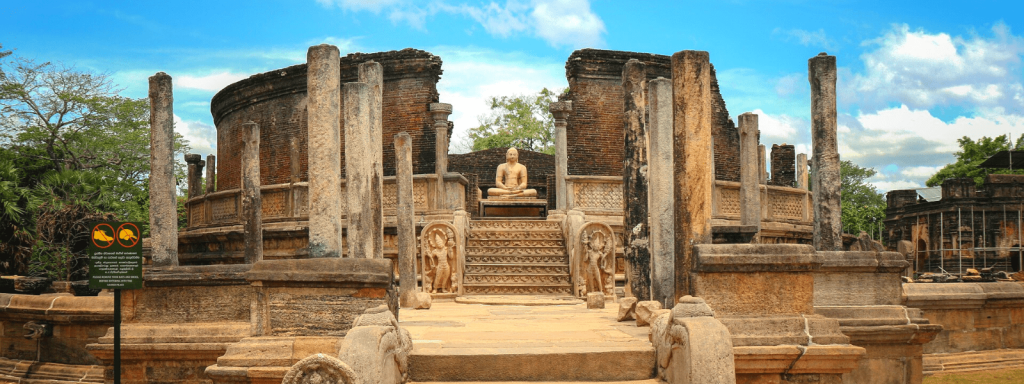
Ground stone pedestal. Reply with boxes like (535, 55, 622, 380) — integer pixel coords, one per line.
(479, 198, 548, 218)
(692, 244, 866, 382)
(814, 251, 941, 384)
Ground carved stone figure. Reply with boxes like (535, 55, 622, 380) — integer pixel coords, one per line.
(282, 354, 359, 384)
(421, 223, 460, 294)
(487, 148, 537, 198)
(573, 222, 615, 298)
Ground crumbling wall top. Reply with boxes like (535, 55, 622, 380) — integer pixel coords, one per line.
(565, 49, 671, 81)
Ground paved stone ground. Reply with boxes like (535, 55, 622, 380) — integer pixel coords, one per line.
(401, 297, 658, 382)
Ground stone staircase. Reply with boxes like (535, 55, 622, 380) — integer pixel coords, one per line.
(462, 219, 572, 295)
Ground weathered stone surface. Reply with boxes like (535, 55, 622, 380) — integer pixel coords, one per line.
(430, 103, 453, 210)
(549, 101, 572, 210)
(241, 121, 263, 264)
(185, 153, 205, 199)
(149, 71, 178, 267)
(648, 77, 675, 308)
(345, 81, 384, 259)
(758, 144, 767, 184)
(337, 305, 413, 384)
(622, 59, 652, 302)
(672, 50, 713, 299)
(282, 353, 359, 384)
(770, 144, 796, 187)
(809, 52, 842, 251)
(739, 113, 761, 229)
(395, 132, 417, 308)
(410, 292, 431, 309)
(650, 296, 735, 384)
(420, 222, 459, 294)
(307, 44, 343, 258)
(635, 300, 663, 327)
(573, 222, 616, 298)
(205, 154, 216, 193)
(796, 153, 808, 190)
(587, 292, 605, 309)
(618, 297, 638, 321)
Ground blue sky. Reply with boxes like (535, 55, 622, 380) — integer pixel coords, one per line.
(4, 0, 1023, 193)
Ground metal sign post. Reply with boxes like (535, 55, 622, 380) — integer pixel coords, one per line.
(87, 222, 144, 384)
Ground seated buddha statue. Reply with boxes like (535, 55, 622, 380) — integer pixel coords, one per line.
(486, 148, 537, 199)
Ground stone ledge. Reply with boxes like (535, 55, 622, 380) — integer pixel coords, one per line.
(245, 258, 392, 286)
(144, 264, 254, 287)
(924, 348, 1024, 375)
(0, 293, 112, 323)
(817, 250, 909, 273)
(694, 244, 821, 272)
(732, 345, 864, 375)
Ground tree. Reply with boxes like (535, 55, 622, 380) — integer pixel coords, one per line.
(841, 160, 886, 240)
(926, 134, 1024, 187)
(466, 88, 561, 154)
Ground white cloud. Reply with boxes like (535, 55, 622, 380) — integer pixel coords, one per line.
(431, 46, 567, 153)
(848, 23, 1024, 112)
(316, 0, 605, 48)
(751, 109, 803, 144)
(773, 28, 835, 50)
(174, 115, 217, 157)
(176, 72, 249, 92)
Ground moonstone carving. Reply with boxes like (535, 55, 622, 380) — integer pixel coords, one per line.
(281, 354, 359, 384)
(420, 222, 460, 294)
(573, 222, 615, 298)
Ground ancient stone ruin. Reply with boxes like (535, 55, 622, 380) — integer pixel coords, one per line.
(3, 45, 1023, 384)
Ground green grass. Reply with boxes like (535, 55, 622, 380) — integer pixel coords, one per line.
(924, 368, 1024, 384)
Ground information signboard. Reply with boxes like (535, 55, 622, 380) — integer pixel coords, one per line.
(87, 221, 143, 290)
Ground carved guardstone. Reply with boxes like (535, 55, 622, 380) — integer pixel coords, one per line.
(572, 222, 616, 300)
(420, 222, 461, 295)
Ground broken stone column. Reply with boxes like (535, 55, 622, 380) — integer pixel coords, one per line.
(796, 153, 809, 190)
(739, 113, 760, 230)
(758, 144, 767, 184)
(148, 72, 177, 267)
(345, 81, 383, 259)
(648, 77, 675, 309)
(241, 121, 263, 264)
(550, 101, 572, 211)
(289, 136, 301, 183)
(809, 52, 842, 251)
(429, 103, 453, 210)
(306, 44, 343, 258)
(622, 59, 652, 302)
(185, 154, 205, 199)
(770, 144, 796, 187)
(205, 154, 216, 193)
(395, 132, 417, 307)
(672, 50, 713, 299)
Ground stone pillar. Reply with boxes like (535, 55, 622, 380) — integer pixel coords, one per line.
(758, 144, 767, 184)
(345, 81, 383, 259)
(185, 154, 205, 199)
(395, 132, 417, 307)
(622, 59, 651, 302)
(809, 52, 842, 251)
(770, 144, 796, 187)
(148, 72, 177, 268)
(648, 77, 675, 308)
(796, 153, 809, 190)
(241, 121, 263, 264)
(289, 136, 301, 183)
(205, 154, 216, 193)
(550, 101, 572, 211)
(306, 44, 343, 258)
(671, 50, 713, 299)
(739, 113, 761, 230)
(429, 103, 453, 210)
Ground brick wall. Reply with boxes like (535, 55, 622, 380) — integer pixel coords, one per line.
(448, 147, 554, 201)
(770, 144, 795, 187)
(210, 49, 443, 190)
(563, 49, 739, 179)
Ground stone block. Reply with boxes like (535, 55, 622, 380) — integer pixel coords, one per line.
(587, 292, 605, 309)
(635, 301, 663, 327)
(693, 272, 815, 316)
(618, 297, 638, 321)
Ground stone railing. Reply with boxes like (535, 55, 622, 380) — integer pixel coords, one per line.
(185, 174, 468, 231)
(562, 177, 812, 226)
(712, 180, 812, 225)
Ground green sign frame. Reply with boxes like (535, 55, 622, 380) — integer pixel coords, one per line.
(87, 221, 143, 290)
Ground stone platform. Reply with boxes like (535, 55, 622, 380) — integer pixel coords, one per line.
(478, 198, 548, 218)
(401, 300, 656, 382)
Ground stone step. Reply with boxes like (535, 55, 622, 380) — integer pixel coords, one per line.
(468, 231, 564, 241)
(466, 246, 566, 256)
(408, 346, 655, 382)
(465, 239, 564, 247)
(464, 263, 569, 275)
(462, 285, 573, 295)
(466, 255, 568, 264)
(411, 380, 664, 383)
(469, 220, 562, 231)
(462, 273, 571, 285)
